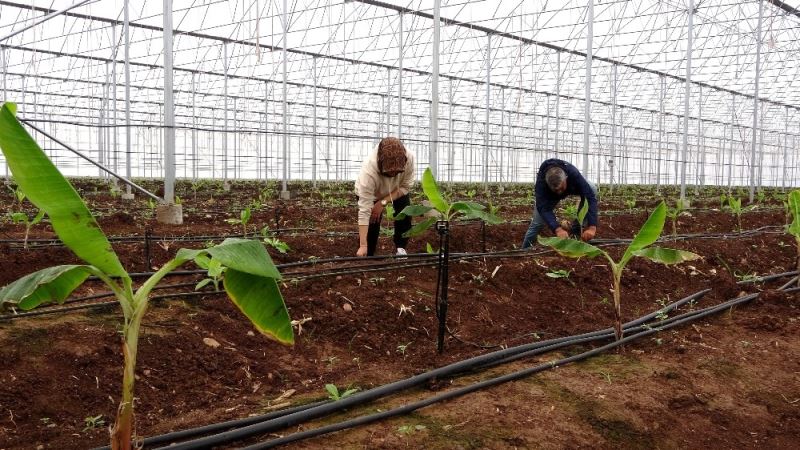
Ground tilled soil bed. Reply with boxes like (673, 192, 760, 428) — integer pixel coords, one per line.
(0, 183, 798, 449)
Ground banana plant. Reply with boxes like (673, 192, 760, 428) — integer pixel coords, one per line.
(665, 198, 690, 237)
(226, 206, 252, 236)
(9, 208, 45, 249)
(725, 196, 746, 231)
(539, 201, 700, 341)
(0, 103, 294, 450)
(787, 190, 800, 287)
(398, 167, 502, 236)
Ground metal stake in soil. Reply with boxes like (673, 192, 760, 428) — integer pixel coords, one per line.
(435, 220, 450, 353)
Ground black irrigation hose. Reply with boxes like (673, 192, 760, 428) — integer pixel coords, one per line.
(144, 289, 709, 450)
(244, 282, 799, 449)
(0, 289, 223, 321)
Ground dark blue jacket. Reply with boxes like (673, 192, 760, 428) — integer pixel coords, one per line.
(534, 159, 598, 232)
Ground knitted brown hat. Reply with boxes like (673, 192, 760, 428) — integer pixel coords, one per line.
(377, 137, 407, 174)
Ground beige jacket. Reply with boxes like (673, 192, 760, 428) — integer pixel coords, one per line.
(354, 145, 416, 226)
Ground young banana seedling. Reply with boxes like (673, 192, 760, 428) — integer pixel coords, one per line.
(0, 103, 294, 450)
(539, 201, 700, 341)
(787, 190, 800, 287)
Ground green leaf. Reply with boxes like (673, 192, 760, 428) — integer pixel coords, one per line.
(325, 384, 339, 400)
(403, 217, 437, 238)
(31, 209, 46, 226)
(398, 204, 433, 217)
(788, 190, 800, 237)
(241, 207, 251, 223)
(0, 265, 92, 310)
(223, 269, 293, 345)
(632, 247, 701, 265)
(426, 242, 437, 254)
(538, 237, 604, 258)
(206, 238, 281, 280)
(421, 168, 448, 213)
(460, 207, 503, 225)
(195, 278, 212, 291)
(451, 201, 485, 212)
(0, 103, 125, 277)
(577, 200, 589, 225)
(622, 201, 666, 265)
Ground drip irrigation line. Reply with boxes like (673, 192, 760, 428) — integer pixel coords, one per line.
(244, 282, 798, 449)
(0, 289, 223, 322)
(144, 290, 708, 450)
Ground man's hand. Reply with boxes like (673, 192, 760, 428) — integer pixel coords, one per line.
(555, 227, 569, 239)
(581, 225, 596, 242)
(356, 245, 368, 257)
(369, 201, 384, 224)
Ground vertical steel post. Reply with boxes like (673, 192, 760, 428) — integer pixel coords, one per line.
(430, 0, 440, 177)
(281, 0, 289, 195)
(223, 42, 229, 181)
(163, 0, 175, 203)
(680, 0, 693, 201)
(611, 64, 617, 193)
(484, 33, 491, 188)
(750, 0, 763, 202)
(192, 73, 197, 180)
(583, 0, 593, 176)
(124, 0, 132, 196)
(398, 13, 404, 139)
(555, 51, 561, 155)
(657, 75, 664, 194)
(312, 57, 318, 186)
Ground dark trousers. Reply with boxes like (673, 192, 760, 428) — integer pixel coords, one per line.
(367, 194, 411, 256)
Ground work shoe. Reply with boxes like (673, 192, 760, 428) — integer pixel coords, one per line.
(396, 248, 407, 259)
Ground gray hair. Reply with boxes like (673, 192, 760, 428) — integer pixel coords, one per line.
(545, 166, 567, 191)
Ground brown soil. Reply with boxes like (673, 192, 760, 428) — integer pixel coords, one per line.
(0, 181, 798, 449)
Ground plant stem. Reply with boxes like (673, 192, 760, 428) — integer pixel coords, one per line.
(612, 266, 623, 341)
(110, 302, 147, 450)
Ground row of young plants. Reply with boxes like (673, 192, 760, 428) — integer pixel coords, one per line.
(2, 97, 799, 447)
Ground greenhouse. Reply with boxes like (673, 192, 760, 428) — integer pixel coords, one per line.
(0, 0, 799, 449)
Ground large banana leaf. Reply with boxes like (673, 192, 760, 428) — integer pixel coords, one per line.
(632, 247, 700, 265)
(176, 239, 292, 345)
(421, 168, 449, 213)
(403, 217, 437, 238)
(0, 103, 126, 277)
(205, 238, 281, 279)
(398, 204, 434, 218)
(538, 236, 604, 258)
(0, 265, 92, 310)
(224, 270, 293, 345)
(788, 190, 800, 237)
(459, 207, 503, 225)
(621, 201, 666, 265)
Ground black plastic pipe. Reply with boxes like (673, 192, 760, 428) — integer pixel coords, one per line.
(147, 290, 708, 450)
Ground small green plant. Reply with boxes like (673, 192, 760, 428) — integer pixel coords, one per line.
(83, 414, 106, 432)
(194, 254, 226, 291)
(786, 190, 800, 287)
(9, 208, 45, 249)
(396, 342, 411, 358)
(545, 269, 571, 279)
(665, 198, 690, 237)
(325, 383, 358, 401)
(226, 206, 252, 236)
(624, 198, 636, 212)
(397, 424, 427, 435)
(726, 196, 744, 231)
(0, 103, 293, 450)
(539, 202, 700, 340)
(260, 226, 290, 254)
(425, 242, 438, 254)
(146, 198, 157, 217)
(398, 168, 502, 237)
(756, 190, 766, 204)
(8, 184, 25, 210)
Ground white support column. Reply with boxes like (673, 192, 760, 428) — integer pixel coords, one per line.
(430, 0, 440, 177)
(191, 72, 197, 180)
(555, 51, 561, 155)
(398, 13, 404, 139)
(757, 102, 765, 187)
(783, 106, 789, 190)
(680, 0, 693, 201)
(122, 0, 134, 199)
(697, 85, 704, 190)
(728, 93, 735, 190)
(223, 42, 229, 184)
(610, 64, 617, 193)
(657, 75, 664, 194)
(312, 57, 318, 186)
(280, 0, 290, 199)
(484, 33, 491, 188)
(583, 0, 593, 176)
(749, 0, 763, 202)
(158, 0, 181, 224)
